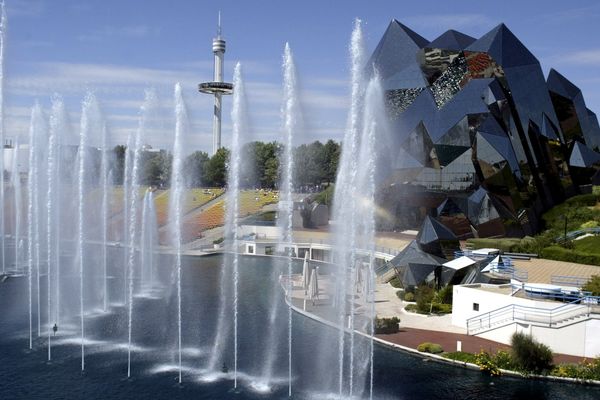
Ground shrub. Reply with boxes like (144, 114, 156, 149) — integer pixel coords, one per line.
(511, 332, 553, 374)
(493, 350, 516, 370)
(430, 303, 452, 314)
(581, 220, 600, 229)
(374, 317, 400, 334)
(552, 359, 600, 381)
(389, 275, 402, 288)
(437, 285, 453, 304)
(582, 275, 600, 296)
(565, 193, 600, 207)
(443, 351, 478, 364)
(404, 304, 418, 312)
(403, 292, 415, 302)
(415, 285, 435, 313)
(395, 290, 403, 300)
(213, 237, 224, 245)
(541, 246, 600, 266)
(417, 342, 443, 354)
(475, 350, 501, 376)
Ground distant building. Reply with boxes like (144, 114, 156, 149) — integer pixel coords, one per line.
(371, 21, 600, 237)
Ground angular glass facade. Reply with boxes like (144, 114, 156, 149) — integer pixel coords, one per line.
(374, 20, 600, 237)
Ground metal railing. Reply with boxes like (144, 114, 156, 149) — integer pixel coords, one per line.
(551, 275, 591, 288)
(466, 296, 600, 335)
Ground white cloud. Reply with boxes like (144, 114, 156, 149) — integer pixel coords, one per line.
(557, 50, 600, 66)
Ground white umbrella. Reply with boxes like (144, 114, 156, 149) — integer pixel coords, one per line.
(302, 252, 310, 293)
(308, 268, 319, 305)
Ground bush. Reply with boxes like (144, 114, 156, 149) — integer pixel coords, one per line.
(389, 275, 402, 288)
(443, 351, 478, 364)
(582, 275, 600, 296)
(213, 237, 224, 245)
(430, 303, 452, 314)
(541, 246, 600, 266)
(475, 350, 501, 376)
(404, 304, 418, 313)
(437, 285, 453, 304)
(374, 317, 400, 334)
(493, 350, 516, 370)
(403, 292, 415, 302)
(565, 193, 600, 207)
(415, 285, 435, 313)
(417, 342, 443, 354)
(511, 332, 553, 374)
(581, 220, 600, 229)
(552, 358, 600, 380)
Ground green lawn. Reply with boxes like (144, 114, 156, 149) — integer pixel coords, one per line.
(573, 235, 600, 255)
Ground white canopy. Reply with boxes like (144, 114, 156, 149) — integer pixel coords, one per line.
(442, 256, 475, 270)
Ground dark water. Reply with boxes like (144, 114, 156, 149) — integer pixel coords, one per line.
(0, 254, 598, 400)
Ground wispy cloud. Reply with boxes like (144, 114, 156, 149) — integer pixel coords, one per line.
(78, 25, 158, 42)
(7, 0, 44, 18)
(556, 49, 600, 66)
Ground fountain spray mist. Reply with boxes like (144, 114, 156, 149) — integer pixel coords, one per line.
(226, 62, 246, 388)
(11, 138, 20, 276)
(170, 83, 188, 384)
(27, 104, 46, 349)
(127, 89, 155, 377)
(0, 1, 6, 274)
(331, 18, 365, 398)
(100, 125, 109, 312)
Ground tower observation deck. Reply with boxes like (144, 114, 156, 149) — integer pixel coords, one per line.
(199, 13, 233, 155)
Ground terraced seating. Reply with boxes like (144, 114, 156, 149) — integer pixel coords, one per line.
(154, 188, 224, 226)
(180, 190, 279, 242)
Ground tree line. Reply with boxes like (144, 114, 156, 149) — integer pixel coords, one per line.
(112, 140, 340, 189)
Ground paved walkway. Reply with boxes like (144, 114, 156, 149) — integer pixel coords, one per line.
(512, 257, 600, 284)
(377, 327, 584, 364)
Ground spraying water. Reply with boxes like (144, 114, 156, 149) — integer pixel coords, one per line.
(100, 125, 109, 312)
(331, 19, 366, 398)
(27, 104, 46, 349)
(46, 98, 61, 360)
(225, 62, 246, 388)
(0, 1, 6, 274)
(122, 131, 133, 304)
(127, 89, 155, 377)
(10, 138, 20, 276)
(140, 189, 158, 290)
(170, 83, 188, 384)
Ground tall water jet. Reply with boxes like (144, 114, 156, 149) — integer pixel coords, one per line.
(331, 18, 365, 398)
(261, 42, 300, 394)
(46, 97, 61, 360)
(10, 138, 20, 275)
(140, 189, 158, 289)
(27, 104, 46, 349)
(77, 93, 100, 370)
(100, 125, 109, 312)
(127, 89, 155, 378)
(170, 83, 188, 384)
(355, 75, 385, 400)
(0, 1, 6, 274)
(226, 62, 246, 388)
(122, 131, 133, 304)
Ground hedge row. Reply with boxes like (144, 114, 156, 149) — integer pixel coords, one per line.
(541, 246, 600, 266)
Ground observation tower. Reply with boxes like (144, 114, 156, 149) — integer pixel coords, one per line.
(199, 13, 233, 155)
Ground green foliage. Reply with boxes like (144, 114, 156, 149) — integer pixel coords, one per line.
(580, 220, 600, 229)
(417, 342, 443, 354)
(573, 236, 600, 255)
(429, 303, 452, 314)
(403, 292, 415, 302)
(404, 304, 418, 313)
(212, 237, 224, 245)
(374, 317, 400, 334)
(443, 351, 478, 364)
(493, 350, 516, 370)
(395, 291, 403, 300)
(475, 350, 501, 376)
(511, 332, 553, 374)
(314, 185, 335, 207)
(541, 246, 600, 266)
(552, 358, 600, 381)
(415, 285, 435, 313)
(388, 275, 402, 288)
(204, 147, 229, 187)
(582, 275, 600, 296)
(437, 285, 453, 304)
(182, 151, 210, 187)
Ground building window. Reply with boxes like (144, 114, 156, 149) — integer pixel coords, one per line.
(248, 245, 254, 254)
(473, 303, 479, 311)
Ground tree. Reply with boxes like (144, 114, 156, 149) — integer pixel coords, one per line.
(582, 275, 600, 296)
(204, 147, 229, 187)
(113, 145, 126, 184)
(182, 151, 210, 187)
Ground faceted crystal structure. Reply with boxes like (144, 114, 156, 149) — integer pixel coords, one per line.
(373, 20, 600, 237)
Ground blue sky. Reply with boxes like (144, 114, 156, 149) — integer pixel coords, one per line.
(5, 0, 600, 153)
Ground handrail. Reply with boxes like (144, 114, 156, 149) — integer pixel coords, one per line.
(466, 295, 600, 334)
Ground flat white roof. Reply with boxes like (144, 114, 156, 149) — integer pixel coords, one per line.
(443, 256, 476, 270)
(472, 248, 500, 255)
